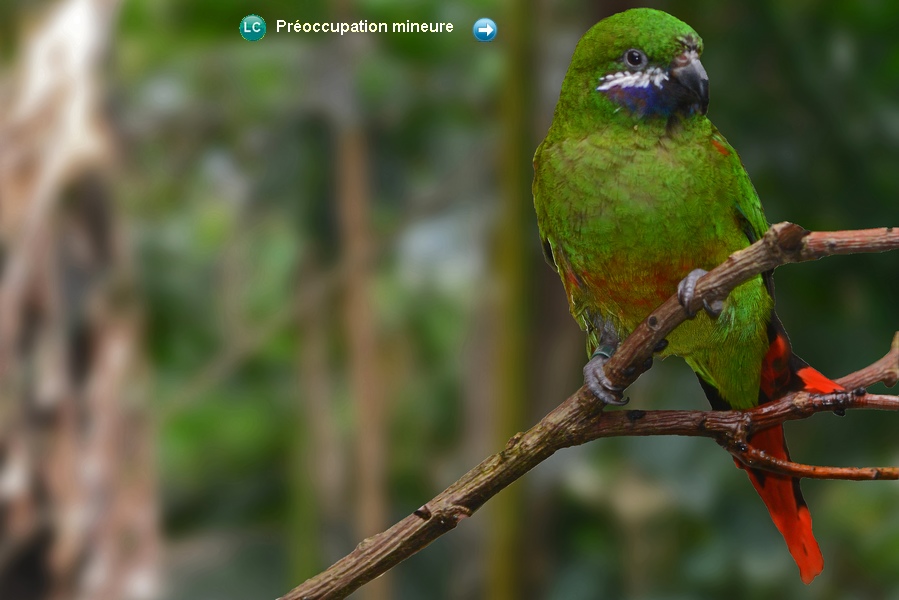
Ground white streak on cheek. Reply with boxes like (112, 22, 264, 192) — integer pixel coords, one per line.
(596, 67, 669, 92)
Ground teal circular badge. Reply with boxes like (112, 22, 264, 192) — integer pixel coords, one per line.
(240, 15, 266, 41)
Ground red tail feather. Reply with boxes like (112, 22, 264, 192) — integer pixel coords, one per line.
(794, 365, 844, 395)
(739, 319, 844, 583)
(741, 426, 824, 584)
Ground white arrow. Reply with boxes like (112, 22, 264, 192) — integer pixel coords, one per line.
(478, 24, 494, 35)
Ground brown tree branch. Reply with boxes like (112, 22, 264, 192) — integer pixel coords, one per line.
(281, 223, 899, 600)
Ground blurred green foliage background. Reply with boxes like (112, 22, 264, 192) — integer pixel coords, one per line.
(34, 0, 899, 597)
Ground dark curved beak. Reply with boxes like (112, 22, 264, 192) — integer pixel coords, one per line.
(671, 58, 709, 115)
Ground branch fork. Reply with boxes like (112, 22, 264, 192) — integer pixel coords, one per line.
(720, 390, 899, 481)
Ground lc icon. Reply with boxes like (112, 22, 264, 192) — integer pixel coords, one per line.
(240, 15, 266, 41)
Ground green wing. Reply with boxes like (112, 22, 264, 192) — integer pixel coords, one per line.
(712, 128, 768, 244)
(710, 127, 773, 295)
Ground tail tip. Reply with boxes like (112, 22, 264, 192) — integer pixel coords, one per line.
(799, 561, 823, 584)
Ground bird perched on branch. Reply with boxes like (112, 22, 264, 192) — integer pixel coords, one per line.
(533, 8, 843, 584)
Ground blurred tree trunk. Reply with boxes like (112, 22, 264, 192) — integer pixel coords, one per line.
(0, 2, 157, 600)
(328, 0, 388, 591)
(293, 259, 346, 581)
(487, 0, 537, 598)
(335, 123, 389, 600)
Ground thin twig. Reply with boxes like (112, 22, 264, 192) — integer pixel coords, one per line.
(734, 442, 898, 481)
(280, 223, 899, 600)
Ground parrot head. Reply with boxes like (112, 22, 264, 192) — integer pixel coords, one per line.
(560, 8, 709, 120)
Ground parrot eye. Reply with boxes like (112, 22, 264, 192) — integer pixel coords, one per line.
(624, 49, 647, 69)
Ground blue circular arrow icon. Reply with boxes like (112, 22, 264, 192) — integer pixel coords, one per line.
(472, 18, 497, 42)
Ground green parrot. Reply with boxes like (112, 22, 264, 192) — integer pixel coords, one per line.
(533, 8, 844, 584)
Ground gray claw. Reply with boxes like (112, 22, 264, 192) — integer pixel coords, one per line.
(703, 298, 723, 318)
(583, 353, 628, 406)
(677, 268, 706, 317)
(677, 268, 721, 318)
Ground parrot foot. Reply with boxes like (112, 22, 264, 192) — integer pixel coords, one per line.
(583, 346, 628, 406)
(677, 268, 723, 318)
